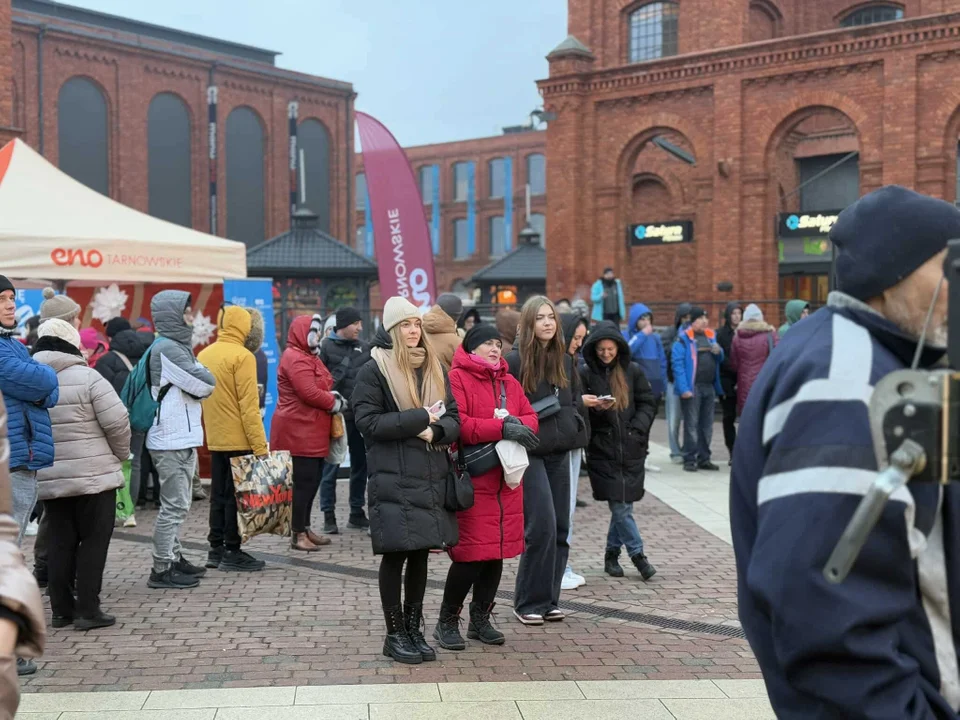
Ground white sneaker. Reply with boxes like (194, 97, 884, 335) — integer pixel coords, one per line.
(123, 515, 137, 528)
(561, 568, 585, 590)
(24, 520, 38, 537)
(645, 459, 661, 472)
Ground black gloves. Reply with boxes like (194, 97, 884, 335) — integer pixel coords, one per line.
(503, 421, 540, 450)
(503, 415, 522, 425)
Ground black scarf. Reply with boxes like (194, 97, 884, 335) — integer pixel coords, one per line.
(33, 335, 84, 358)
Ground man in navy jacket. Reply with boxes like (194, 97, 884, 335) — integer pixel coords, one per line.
(731, 186, 960, 718)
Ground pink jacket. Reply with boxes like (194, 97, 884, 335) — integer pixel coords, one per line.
(730, 320, 779, 415)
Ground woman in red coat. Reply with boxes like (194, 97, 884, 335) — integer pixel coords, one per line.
(729, 304, 779, 416)
(270, 315, 343, 551)
(434, 324, 539, 650)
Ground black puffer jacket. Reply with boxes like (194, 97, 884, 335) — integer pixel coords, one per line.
(95, 329, 153, 396)
(716, 301, 741, 396)
(579, 322, 657, 503)
(319, 334, 371, 418)
(505, 348, 583, 457)
(351, 326, 460, 554)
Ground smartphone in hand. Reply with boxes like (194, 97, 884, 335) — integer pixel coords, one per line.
(427, 400, 446, 418)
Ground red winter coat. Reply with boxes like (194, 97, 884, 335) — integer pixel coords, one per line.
(729, 319, 779, 416)
(270, 315, 336, 457)
(447, 344, 537, 563)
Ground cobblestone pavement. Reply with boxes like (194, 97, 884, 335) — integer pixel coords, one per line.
(20, 426, 758, 693)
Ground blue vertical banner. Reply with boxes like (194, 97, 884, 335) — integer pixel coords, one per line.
(222, 278, 280, 437)
(466, 161, 476, 255)
(503, 156, 513, 252)
(364, 184, 374, 258)
(431, 164, 440, 255)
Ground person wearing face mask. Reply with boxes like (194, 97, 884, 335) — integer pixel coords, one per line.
(434, 324, 538, 651)
(506, 297, 585, 625)
(560, 313, 590, 591)
(352, 297, 461, 665)
(580, 322, 658, 580)
(732, 186, 960, 718)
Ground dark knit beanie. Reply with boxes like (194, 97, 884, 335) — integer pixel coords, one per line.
(463, 323, 500, 353)
(690, 306, 707, 322)
(831, 185, 960, 301)
(437, 293, 464, 321)
(104, 317, 131, 339)
(0, 276, 14, 296)
(334, 306, 362, 332)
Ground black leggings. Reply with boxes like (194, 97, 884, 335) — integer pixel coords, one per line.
(442, 559, 503, 608)
(292, 456, 324, 533)
(378, 549, 430, 608)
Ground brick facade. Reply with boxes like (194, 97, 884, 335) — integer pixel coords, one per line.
(542, 1, 960, 316)
(355, 130, 547, 297)
(4, 2, 354, 245)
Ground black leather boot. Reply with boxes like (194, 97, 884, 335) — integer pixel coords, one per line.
(604, 549, 625, 578)
(403, 602, 437, 661)
(382, 605, 422, 664)
(467, 601, 505, 645)
(631, 553, 658, 581)
(432, 602, 466, 650)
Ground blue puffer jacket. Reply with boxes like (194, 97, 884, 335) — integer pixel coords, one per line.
(0, 334, 58, 470)
(625, 303, 667, 397)
(670, 326, 724, 397)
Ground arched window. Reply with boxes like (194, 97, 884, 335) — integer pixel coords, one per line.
(148, 93, 192, 228)
(840, 4, 903, 27)
(628, 2, 679, 63)
(454, 218, 470, 258)
(453, 162, 470, 202)
(749, 1, 782, 41)
(488, 158, 506, 198)
(527, 153, 546, 196)
(298, 119, 331, 233)
(489, 216, 506, 257)
(225, 106, 265, 246)
(58, 77, 109, 195)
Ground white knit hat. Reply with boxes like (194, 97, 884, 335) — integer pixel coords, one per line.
(743, 303, 764, 323)
(38, 318, 81, 349)
(382, 297, 420, 332)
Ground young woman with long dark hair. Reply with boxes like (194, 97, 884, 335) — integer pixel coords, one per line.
(506, 296, 584, 625)
(352, 297, 461, 665)
(579, 321, 658, 580)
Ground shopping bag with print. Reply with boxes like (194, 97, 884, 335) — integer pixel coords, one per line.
(115, 459, 134, 521)
(230, 451, 293, 542)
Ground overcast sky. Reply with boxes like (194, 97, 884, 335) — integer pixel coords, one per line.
(63, 0, 568, 147)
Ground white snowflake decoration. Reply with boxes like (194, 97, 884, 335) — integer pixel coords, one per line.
(91, 284, 128, 324)
(191, 313, 216, 348)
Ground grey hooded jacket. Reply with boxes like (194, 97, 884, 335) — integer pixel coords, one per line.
(146, 290, 216, 451)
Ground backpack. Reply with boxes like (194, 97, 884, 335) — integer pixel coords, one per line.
(120, 341, 170, 432)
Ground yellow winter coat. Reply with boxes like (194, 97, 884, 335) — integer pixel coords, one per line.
(197, 306, 268, 455)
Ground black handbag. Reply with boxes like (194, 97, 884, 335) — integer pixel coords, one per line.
(531, 386, 561, 419)
(462, 382, 507, 478)
(445, 445, 475, 512)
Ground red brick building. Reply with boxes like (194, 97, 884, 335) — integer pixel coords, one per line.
(355, 129, 547, 298)
(540, 0, 960, 316)
(2, 0, 355, 247)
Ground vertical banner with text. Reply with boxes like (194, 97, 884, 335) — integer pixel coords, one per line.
(222, 279, 280, 437)
(356, 112, 437, 308)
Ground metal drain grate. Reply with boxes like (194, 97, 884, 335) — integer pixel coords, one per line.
(114, 531, 745, 640)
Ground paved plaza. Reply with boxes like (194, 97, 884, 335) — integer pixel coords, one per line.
(17, 422, 774, 718)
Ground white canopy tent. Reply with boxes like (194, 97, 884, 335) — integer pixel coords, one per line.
(0, 139, 246, 285)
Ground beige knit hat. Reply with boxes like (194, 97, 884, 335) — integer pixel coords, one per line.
(382, 297, 420, 332)
(39, 287, 82, 324)
(38, 318, 81, 349)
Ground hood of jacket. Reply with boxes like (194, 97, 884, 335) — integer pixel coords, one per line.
(216, 305, 252, 347)
(673, 302, 693, 329)
(582, 320, 631, 372)
(372, 324, 393, 350)
(457, 308, 482, 331)
(560, 313, 588, 348)
(724, 301, 742, 327)
(451, 343, 508, 380)
(628, 303, 652, 338)
(33, 336, 87, 373)
(151, 290, 193, 346)
(784, 299, 809, 324)
(495, 309, 520, 346)
(108, 328, 148, 361)
(422, 305, 457, 336)
(244, 309, 264, 353)
(737, 319, 775, 338)
(286, 315, 316, 353)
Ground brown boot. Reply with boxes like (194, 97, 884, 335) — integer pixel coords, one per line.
(306, 528, 332, 547)
(291, 533, 319, 552)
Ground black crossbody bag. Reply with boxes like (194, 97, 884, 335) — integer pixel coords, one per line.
(461, 381, 507, 478)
